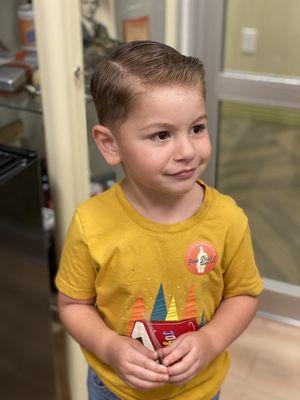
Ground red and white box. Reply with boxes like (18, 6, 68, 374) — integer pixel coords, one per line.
(130, 318, 198, 351)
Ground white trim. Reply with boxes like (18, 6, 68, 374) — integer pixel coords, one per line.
(216, 72, 300, 109)
(220, 70, 300, 86)
(165, 0, 178, 48)
(33, 0, 90, 246)
(177, 0, 203, 56)
(33, 1, 90, 399)
(257, 311, 300, 328)
(263, 278, 300, 297)
(178, 0, 192, 55)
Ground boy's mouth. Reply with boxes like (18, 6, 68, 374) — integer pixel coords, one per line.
(167, 168, 196, 178)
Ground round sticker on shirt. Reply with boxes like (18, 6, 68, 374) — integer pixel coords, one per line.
(185, 241, 218, 275)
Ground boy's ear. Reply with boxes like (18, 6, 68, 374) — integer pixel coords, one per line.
(92, 125, 121, 166)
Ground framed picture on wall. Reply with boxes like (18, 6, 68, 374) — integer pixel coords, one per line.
(114, 0, 165, 44)
(80, 0, 122, 76)
(123, 15, 150, 42)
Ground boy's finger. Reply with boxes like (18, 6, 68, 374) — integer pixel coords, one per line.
(167, 353, 195, 376)
(168, 361, 198, 383)
(162, 344, 188, 367)
(126, 373, 167, 390)
(159, 345, 173, 358)
(132, 339, 157, 360)
(129, 346, 169, 374)
(159, 335, 185, 358)
(126, 363, 169, 383)
(136, 353, 169, 374)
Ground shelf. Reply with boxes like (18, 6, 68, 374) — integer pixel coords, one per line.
(0, 90, 93, 115)
(0, 90, 43, 114)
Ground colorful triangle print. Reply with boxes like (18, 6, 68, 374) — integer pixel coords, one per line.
(165, 297, 179, 321)
(199, 311, 206, 328)
(150, 284, 167, 321)
(183, 286, 197, 320)
(127, 293, 146, 335)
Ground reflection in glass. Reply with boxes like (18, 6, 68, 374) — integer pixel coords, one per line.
(223, 0, 300, 77)
(217, 102, 300, 285)
(80, 0, 122, 82)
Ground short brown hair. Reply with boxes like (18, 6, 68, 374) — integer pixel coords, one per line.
(90, 40, 206, 128)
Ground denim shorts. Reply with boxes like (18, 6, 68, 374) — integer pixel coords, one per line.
(87, 367, 220, 400)
(87, 367, 120, 400)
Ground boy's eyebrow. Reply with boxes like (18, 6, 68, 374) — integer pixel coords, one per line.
(192, 114, 207, 123)
(141, 114, 207, 131)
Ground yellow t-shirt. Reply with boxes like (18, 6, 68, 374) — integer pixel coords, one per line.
(56, 181, 263, 400)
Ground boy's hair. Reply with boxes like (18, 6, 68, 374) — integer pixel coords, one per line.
(90, 40, 206, 129)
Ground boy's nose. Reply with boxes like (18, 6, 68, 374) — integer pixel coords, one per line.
(173, 136, 195, 162)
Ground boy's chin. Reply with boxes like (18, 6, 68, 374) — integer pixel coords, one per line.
(159, 181, 199, 197)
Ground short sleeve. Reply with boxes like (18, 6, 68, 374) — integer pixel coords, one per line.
(55, 211, 97, 300)
(222, 224, 264, 298)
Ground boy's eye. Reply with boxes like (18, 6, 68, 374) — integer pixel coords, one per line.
(152, 131, 171, 141)
(192, 124, 206, 134)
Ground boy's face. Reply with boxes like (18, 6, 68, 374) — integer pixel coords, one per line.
(108, 84, 211, 198)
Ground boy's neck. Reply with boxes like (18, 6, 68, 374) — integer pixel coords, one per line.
(121, 180, 204, 224)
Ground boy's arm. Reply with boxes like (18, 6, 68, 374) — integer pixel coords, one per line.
(57, 291, 117, 364)
(201, 294, 259, 356)
(160, 294, 259, 385)
(57, 292, 169, 389)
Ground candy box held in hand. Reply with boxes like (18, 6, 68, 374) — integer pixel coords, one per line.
(130, 318, 198, 351)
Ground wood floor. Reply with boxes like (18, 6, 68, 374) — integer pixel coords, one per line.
(221, 316, 300, 399)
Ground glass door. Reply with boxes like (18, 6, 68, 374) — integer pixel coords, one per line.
(191, 0, 300, 324)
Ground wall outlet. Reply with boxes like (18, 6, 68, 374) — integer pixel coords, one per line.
(240, 27, 258, 54)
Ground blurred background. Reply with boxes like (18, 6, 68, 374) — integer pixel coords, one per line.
(0, 1, 299, 399)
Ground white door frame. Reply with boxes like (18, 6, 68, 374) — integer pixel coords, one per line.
(34, 0, 90, 399)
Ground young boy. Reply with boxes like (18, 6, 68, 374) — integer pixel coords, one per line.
(56, 41, 263, 400)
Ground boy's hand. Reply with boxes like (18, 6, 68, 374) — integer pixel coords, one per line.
(105, 335, 169, 390)
(159, 330, 215, 385)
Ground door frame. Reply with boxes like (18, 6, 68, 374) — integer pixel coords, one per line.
(177, 0, 300, 325)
